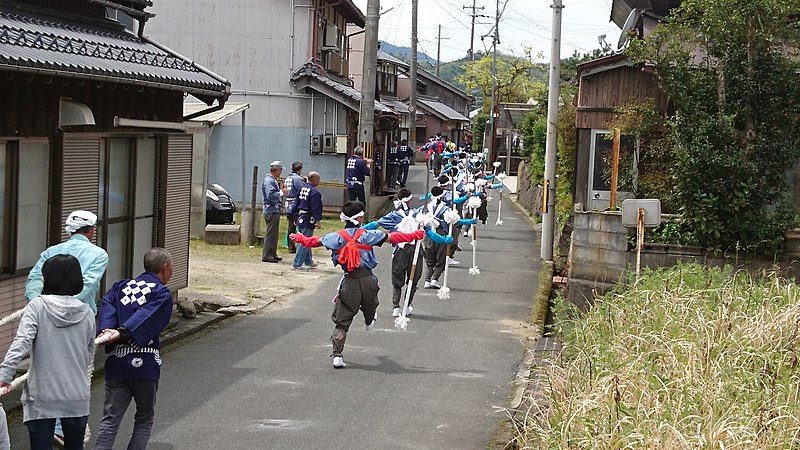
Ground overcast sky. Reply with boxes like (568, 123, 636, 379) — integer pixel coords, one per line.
(352, 0, 622, 63)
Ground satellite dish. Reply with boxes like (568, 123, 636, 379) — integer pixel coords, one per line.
(617, 8, 642, 50)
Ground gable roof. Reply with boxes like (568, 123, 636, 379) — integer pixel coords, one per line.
(0, 6, 230, 103)
(328, 0, 366, 28)
(291, 63, 396, 114)
(416, 96, 469, 122)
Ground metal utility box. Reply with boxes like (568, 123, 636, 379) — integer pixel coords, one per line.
(322, 134, 335, 153)
(335, 135, 348, 154)
(310, 135, 322, 153)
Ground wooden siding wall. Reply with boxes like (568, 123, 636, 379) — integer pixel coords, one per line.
(0, 277, 28, 358)
(576, 66, 669, 130)
(0, 75, 184, 137)
(160, 134, 193, 292)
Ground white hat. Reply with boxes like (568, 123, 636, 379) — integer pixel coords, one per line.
(64, 210, 97, 234)
(270, 160, 284, 169)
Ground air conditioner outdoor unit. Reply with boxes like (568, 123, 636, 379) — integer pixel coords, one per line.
(335, 135, 348, 154)
(322, 134, 335, 153)
(310, 135, 322, 154)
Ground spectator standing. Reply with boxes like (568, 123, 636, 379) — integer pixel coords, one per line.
(94, 247, 174, 450)
(283, 162, 306, 254)
(397, 139, 412, 188)
(345, 146, 371, 204)
(292, 172, 323, 271)
(261, 161, 284, 263)
(386, 140, 400, 190)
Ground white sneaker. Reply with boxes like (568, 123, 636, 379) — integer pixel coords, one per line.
(332, 356, 346, 368)
(447, 257, 460, 266)
(365, 318, 375, 331)
(404, 305, 414, 316)
(429, 279, 441, 289)
(424, 280, 433, 289)
(392, 307, 401, 317)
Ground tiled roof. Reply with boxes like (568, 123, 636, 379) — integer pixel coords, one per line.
(291, 63, 396, 114)
(417, 96, 469, 122)
(0, 7, 229, 100)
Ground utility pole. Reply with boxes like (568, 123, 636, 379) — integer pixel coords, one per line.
(358, 0, 380, 213)
(463, 0, 485, 61)
(411, 0, 421, 192)
(435, 24, 449, 77)
(541, 0, 563, 262)
(487, 0, 499, 166)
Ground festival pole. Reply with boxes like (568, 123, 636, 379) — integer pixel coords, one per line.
(467, 196, 482, 275)
(396, 236, 423, 330)
(438, 176, 460, 300)
(495, 172, 507, 226)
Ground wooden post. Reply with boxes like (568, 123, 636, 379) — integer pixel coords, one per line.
(610, 128, 620, 210)
(248, 166, 259, 245)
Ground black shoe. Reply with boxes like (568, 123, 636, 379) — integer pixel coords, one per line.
(262, 258, 281, 263)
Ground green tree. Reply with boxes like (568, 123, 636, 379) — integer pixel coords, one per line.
(628, 0, 800, 252)
(456, 53, 540, 108)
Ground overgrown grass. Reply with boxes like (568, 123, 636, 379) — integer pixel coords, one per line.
(518, 263, 800, 449)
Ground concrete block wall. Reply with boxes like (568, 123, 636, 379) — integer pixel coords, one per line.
(567, 210, 629, 309)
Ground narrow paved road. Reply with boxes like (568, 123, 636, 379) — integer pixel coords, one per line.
(8, 166, 542, 449)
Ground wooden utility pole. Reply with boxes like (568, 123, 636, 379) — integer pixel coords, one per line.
(410, 0, 418, 178)
(463, 0, 485, 61)
(488, 0, 499, 165)
(358, 0, 380, 212)
(540, 0, 564, 262)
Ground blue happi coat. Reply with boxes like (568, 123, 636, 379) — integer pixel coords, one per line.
(98, 272, 173, 380)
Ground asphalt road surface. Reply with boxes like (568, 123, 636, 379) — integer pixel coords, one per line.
(7, 165, 542, 449)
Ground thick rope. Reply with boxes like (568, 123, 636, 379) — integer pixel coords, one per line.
(0, 333, 112, 396)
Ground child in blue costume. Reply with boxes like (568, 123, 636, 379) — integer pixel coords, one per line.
(292, 201, 424, 368)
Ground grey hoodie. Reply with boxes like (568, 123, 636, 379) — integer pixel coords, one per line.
(0, 295, 94, 422)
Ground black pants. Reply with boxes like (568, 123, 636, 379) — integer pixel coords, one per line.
(286, 212, 297, 253)
(331, 268, 380, 357)
(386, 163, 399, 188)
(348, 186, 366, 205)
(391, 244, 424, 307)
(423, 234, 447, 282)
(398, 163, 410, 187)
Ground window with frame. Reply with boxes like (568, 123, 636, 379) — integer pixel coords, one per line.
(0, 140, 51, 275)
(96, 137, 158, 288)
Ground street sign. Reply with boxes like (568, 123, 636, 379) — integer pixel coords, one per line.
(621, 199, 661, 228)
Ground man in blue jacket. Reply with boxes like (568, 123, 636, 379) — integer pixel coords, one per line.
(95, 247, 174, 450)
(346, 146, 371, 204)
(292, 171, 323, 271)
(261, 161, 284, 263)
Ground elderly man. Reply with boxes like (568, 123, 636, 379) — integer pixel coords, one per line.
(345, 146, 371, 205)
(291, 171, 322, 271)
(261, 161, 284, 263)
(95, 247, 174, 450)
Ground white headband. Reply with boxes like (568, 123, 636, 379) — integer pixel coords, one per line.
(393, 194, 413, 210)
(64, 210, 97, 234)
(340, 211, 365, 225)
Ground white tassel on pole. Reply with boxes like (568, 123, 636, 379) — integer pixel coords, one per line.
(438, 208, 460, 300)
(466, 197, 482, 276)
(396, 236, 423, 330)
(495, 172, 507, 226)
(0, 332, 112, 396)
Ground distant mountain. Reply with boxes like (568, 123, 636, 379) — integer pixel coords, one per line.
(378, 41, 437, 67)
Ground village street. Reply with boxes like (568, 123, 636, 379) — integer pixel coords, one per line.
(6, 167, 543, 449)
